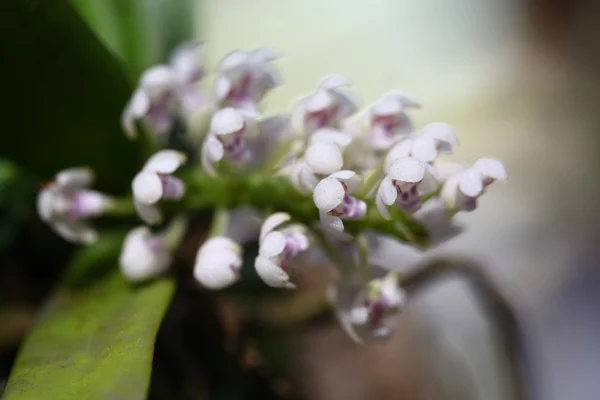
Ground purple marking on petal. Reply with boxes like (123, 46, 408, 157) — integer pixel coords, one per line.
(159, 175, 185, 200)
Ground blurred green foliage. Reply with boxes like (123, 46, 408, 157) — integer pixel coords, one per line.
(71, 0, 197, 80)
(3, 233, 175, 400)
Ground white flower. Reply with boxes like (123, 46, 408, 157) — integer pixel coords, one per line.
(441, 157, 507, 212)
(289, 140, 345, 193)
(194, 236, 243, 289)
(361, 91, 421, 151)
(313, 170, 366, 237)
(122, 66, 175, 139)
(122, 43, 204, 138)
(331, 272, 407, 343)
(376, 157, 439, 219)
(202, 107, 288, 175)
(132, 150, 187, 225)
(169, 42, 205, 115)
(119, 226, 172, 282)
(255, 213, 309, 289)
(37, 167, 114, 244)
(213, 47, 281, 117)
(291, 75, 358, 136)
(384, 123, 459, 169)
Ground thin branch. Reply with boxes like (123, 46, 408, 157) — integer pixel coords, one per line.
(401, 258, 530, 400)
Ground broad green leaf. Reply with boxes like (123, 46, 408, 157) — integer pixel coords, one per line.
(71, 0, 197, 80)
(3, 233, 175, 400)
(0, 1, 145, 193)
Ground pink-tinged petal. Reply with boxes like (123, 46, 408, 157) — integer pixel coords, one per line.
(259, 231, 287, 258)
(219, 49, 249, 71)
(384, 140, 413, 172)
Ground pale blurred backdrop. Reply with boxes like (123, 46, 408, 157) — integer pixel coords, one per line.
(198, 0, 600, 399)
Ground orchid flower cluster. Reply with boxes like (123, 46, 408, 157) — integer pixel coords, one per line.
(37, 42, 507, 343)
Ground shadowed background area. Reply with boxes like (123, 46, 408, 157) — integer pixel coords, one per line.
(200, 0, 600, 399)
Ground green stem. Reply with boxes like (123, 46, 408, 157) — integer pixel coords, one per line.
(357, 233, 370, 282)
(356, 157, 386, 198)
(104, 197, 136, 216)
(207, 207, 230, 238)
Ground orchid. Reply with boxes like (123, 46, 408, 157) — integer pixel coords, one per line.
(38, 43, 509, 347)
(37, 167, 114, 244)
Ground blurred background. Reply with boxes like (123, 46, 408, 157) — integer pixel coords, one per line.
(2, 0, 600, 399)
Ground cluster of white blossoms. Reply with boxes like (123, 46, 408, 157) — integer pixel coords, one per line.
(37, 43, 507, 342)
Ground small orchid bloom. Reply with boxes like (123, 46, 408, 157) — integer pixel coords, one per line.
(291, 75, 358, 136)
(332, 272, 407, 343)
(376, 157, 439, 219)
(309, 127, 353, 148)
(194, 236, 243, 289)
(119, 226, 172, 282)
(132, 150, 187, 225)
(213, 48, 281, 116)
(202, 107, 288, 175)
(255, 213, 309, 289)
(384, 123, 459, 169)
(169, 42, 205, 115)
(122, 66, 175, 139)
(362, 91, 421, 151)
(122, 44, 204, 139)
(289, 140, 345, 193)
(441, 158, 507, 212)
(37, 167, 114, 244)
(313, 170, 366, 237)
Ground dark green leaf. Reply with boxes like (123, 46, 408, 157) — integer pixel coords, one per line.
(3, 233, 175, 400)
(71, 0, 197, 80)
(0, 1, 145, 193)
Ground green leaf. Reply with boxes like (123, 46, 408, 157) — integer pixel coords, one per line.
(0, 1, 145, 193)
(71, 0, 197, 80)
(3, 233, 175, 400)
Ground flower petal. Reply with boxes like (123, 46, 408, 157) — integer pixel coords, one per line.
(122, 89, 150, 139)
(376, 187, 392, 220)
(305, 141, 343, 176)
(132, 171, 163, 204)
(211, 107, 245, 136)
(318, 75, 352, 90)
(473, 158, 507, 181)
(330, 170, 363, 193)
(218, 49, 249, 71)
(319, 211, 345, 234)
(383, 90, 421, 108)
(52, 220, 97, 244)
(55, 167, 94, 189)
(119, 226, 171, 282)
(413, 198, 464, 247)
(37, 185, 57, 222)
(311, 128, 352, 147)
(313, 177, 345, 211)
(134, 201, 163, 225)
(379, 177, 398, 206)
(248, 47, 281, 64)
(201, 135, 224, 175)
(255, 255, 294, 289)
(422, 122, 459, 144)
(458, 169, 484, 197)
(410, 136, 438, 162)
(305, 90, 333, 112)
(259, 231, 287, 258)
(213, 75, 231, 103)
(260, 212, 291, 241)
(388, 157, 425, 183)
(140, 65, 173, 98)
(143, 150, 187, 173)
(384, 139, 412, 173)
